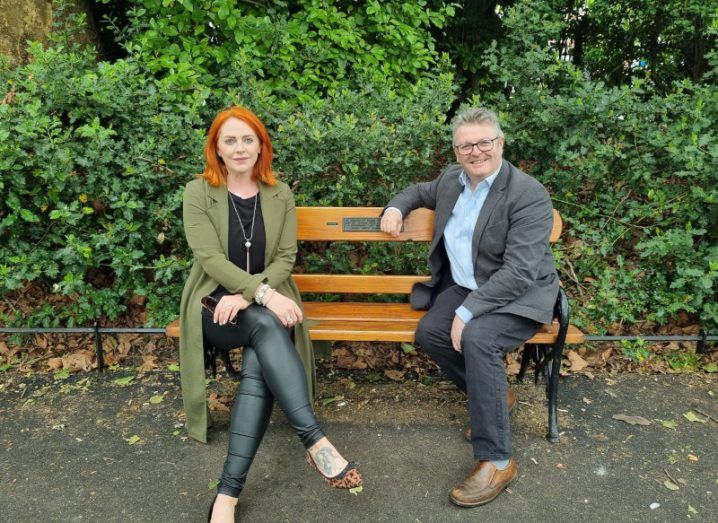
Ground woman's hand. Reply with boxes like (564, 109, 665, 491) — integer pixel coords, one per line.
(264, 290, 303, 328)
(214, 294, 251, 325)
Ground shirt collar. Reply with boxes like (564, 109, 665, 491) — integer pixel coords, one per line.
(458, 165, 501, 190)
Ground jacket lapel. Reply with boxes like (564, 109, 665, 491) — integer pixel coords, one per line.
(472, 160, 508, 255)
(259, 182, 282, 259)
(207, 182, 229, 256)
(433, 172, 463, 250)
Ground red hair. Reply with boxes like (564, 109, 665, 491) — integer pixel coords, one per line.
(200, 106, 277, 187)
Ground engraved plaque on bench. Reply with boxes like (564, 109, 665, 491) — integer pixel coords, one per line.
(342, 217, 404, 233)
(342, 217, 381, 232)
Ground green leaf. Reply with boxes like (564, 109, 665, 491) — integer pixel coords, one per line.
(167, 363, 180, 372)
(54, 368, 71, 380)
(349, 485, 363, 495)
(19, 209, 39, 223)
(208, 479, 220, 490)
(687, 505, 697, 515)
(663, 479, 680, 491)
(0, 363, 12, 372)
(702, 362, 717, 373)
(401, 343, 416, 354)
(124, 435, 141, 445)
(683, 411, 707, 423)
(661, 420, 677, 430)
(149, 394, 164, 404)
(320, 395, 344, 406)
(114, 375, 135, 387)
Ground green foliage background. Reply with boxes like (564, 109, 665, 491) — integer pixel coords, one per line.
(0, 0, 716, 333)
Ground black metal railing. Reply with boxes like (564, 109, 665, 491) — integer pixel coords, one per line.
(0, 325, 716, 371)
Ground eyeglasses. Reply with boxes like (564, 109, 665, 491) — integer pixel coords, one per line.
(453, 137, 500, 155)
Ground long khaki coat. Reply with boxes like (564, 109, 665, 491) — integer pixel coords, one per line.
(179, 177, 315, 443)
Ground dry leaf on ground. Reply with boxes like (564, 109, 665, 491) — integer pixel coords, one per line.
(566, 350, 588, 372)
(612, 414, 651, 426)
(384, 370, 405, 381)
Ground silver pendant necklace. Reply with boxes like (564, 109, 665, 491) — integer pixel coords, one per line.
(229, 192, 258, 274)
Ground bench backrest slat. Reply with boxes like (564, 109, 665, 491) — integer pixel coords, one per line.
(294, 274, 430, 294)
(295, 207, 562, 295)
(297, 207, 562, 243)
(297, 207, 434, 241)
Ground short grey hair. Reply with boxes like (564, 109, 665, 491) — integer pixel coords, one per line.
(451, 107, 504, 140)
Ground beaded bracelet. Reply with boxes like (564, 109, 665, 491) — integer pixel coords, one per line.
(254, 283, 270, 305)
(263, 288, 276, 306)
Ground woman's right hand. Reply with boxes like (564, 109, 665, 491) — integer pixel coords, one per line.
(214, 294, 250, 325)
(264, 290, 303, 328)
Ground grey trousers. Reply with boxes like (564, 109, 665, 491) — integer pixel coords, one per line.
(415, 285, 542, 460)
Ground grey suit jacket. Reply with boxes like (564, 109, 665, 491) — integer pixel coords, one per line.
(386, 160, 559, 324)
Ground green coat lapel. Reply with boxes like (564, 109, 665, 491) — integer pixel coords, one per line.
(259, 182, 282, 262)
(207, 183, 229, 256)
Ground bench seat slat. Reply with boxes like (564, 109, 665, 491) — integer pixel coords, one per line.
(307, 319, 584, 344)
(294, 275, 430, 294)
(303, 302, 423, 322)
(166, 310, 585, 344)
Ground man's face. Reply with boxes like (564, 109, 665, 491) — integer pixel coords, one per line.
(453, 122, 504, 184)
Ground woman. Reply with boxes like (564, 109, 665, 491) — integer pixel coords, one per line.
(179, 106, 362, 522)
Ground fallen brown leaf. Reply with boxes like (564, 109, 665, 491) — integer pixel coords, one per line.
(506, 361, 521, 375)
(47, 358, 64, 370)
(384, 370, 405, 382)
(612, 414, 651, 426)
(61, 351, 94, 371)
(138, 355, 158, 373)
(566, 350, 588, 372)
(208, 392, 230, 412)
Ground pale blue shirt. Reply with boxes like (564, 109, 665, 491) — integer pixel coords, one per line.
(385, 166, 500, 323)
(445, 168, 500, 323)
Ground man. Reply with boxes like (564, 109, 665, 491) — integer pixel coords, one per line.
(380, 107, 558, 507)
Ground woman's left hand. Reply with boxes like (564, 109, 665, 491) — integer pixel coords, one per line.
(214, 294, 250, 325)
(264, 290, 303, 328)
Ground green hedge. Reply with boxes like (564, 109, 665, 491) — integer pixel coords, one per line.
(0, 42, 454, 327)
(473, 1, 718, 330)
(1, 0, 716, 333)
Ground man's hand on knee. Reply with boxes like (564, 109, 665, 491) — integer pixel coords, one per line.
(451, 315, 465, 353)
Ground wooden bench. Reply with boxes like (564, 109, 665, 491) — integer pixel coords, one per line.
(167, 207, 584, 442)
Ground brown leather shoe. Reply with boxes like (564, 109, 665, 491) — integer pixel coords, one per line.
(449, 458, 517, 507)
(464, 389, 517, 442)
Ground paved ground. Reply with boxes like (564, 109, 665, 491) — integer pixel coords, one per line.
(1, 369, 716, 522)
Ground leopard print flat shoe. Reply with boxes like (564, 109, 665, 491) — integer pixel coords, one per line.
(305, 452, 363, 489)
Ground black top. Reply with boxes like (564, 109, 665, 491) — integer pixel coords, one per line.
(210, 192, 266, 300)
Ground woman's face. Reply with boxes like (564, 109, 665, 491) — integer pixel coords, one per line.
(216, 117, 261, 178)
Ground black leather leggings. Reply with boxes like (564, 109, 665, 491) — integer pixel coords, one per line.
(202, 304, 325, 498)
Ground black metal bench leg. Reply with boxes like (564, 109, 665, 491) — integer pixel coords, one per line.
(517, 344, 534, 382)
(546, 287, 570, 443)
(546, 341, 562, 442)
(204, 343, 218, 378)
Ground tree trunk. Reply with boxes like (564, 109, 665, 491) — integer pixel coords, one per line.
(0, 0, 101, 65)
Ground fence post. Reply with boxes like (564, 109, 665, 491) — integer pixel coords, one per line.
(94, 319, 105, 372)
(697, 329, 707, 354)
